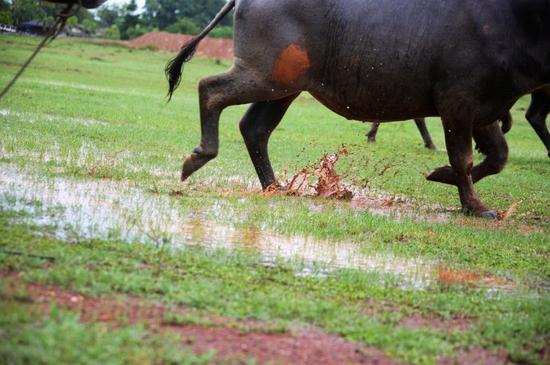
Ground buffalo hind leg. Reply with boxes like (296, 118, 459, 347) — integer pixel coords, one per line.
(526, 90, 550, 158)
(181, 66, 296, 181)
(240, 94, 299, 189)
(414, 118, 437, 149)
(427, 111, 495, 218)
(368, 119, 436, 149)
(366, 123, 380, 142)
(427, 121, 508, 188)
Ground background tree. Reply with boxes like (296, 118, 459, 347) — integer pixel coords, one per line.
(101, 24, 120, 40)
(11, 0, 45, 26)
(166, 17, 199, 35)
(82, 18, 97, 34)
(0, 0, 12, 24)
(143, 0, 232, 31)
(209, 25, 232, 39)
(96, 4, 121, 28)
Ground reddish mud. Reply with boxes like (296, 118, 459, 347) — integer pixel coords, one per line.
(128, 32, 234, 59)
(438, 348, 508, 365)
(2, 275, 399, 365)
(272, 44, 311, 84)
(277, 148, 354, 199)
(399, 314, 473, 332)
(436, 267, 515, 290)
(360, 299, 475, 333)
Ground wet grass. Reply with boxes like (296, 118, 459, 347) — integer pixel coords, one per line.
(1, 34, 549, 364)
(0, 299, 213, 365)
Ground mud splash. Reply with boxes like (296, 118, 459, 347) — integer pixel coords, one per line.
(281, 150, 353, 199)
(278, 147, 452, 223)
(0, 164, 514, 291)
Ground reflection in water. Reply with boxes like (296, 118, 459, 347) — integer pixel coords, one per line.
(0, 164, 513, 291)
(349, 195, 452, 224)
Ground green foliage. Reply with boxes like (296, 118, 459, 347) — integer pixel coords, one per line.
(66, 16, 78, 28)
(166, 17, 200, 35)
(11, 0, 44, 26)
(209, 25, 233, 39)
(96, 4, 120, 27)
(9, 0, 95, 28)
(144, 0, 232, 30)
(82, 18, 98, 35)
(0, 0, 235, 37)
(0, 0, 9, 12)
(0, 10, 12, 24)
(126, 24, 148, 40)
(101, 24, 120, 40)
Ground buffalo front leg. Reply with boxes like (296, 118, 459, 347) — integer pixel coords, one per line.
(427, 121, 508, 186)
(526, 90, 550, 158)
(414, 118, 436, 150)
(427, 115, 495, 218)
(240, 94, 299, 189)
(366, 123, 380, 142)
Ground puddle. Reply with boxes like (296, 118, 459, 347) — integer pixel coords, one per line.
(348, 194, 452, 224)
(0, 164, 515, 292)
(0, 108, 108, 127)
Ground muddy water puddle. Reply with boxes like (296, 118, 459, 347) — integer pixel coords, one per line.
(0, 164, 514, 291)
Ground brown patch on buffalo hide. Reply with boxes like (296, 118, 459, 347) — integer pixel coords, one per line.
(272, 44, 311, 84)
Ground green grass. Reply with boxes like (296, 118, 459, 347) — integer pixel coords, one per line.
(1, 34, 549, 364)
(0, 300, 213, 365)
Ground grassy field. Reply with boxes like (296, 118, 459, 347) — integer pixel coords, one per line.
(0, 34, 549, 365)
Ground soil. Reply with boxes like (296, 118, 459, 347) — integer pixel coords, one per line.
(438, 348, 508, 365)
(128, 32, 234, 59)
(399, 314, 473, 332)
(2, 274, 398, 365)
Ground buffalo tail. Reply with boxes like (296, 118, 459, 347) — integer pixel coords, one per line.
(165, 0, 236, 100)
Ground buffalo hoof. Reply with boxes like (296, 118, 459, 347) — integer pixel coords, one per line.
(181, 155, 197, 182)
(367, 137, 376, 143)
(263, 182, 285, 192)
(425, 143, 437, 150)
(463, 207, 498, 219)
(480, 210, 498, 219)
(181, 146, 217, 182)
(426, 166, 456, 185)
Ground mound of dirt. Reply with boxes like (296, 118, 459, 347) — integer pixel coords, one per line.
(128, 31, 234, 59)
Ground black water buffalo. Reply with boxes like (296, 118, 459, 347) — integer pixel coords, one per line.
(166, 0, 550, 218)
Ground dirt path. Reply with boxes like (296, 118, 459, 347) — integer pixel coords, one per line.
(1, 271, 515, 364)
(128, 32, 234, 59)
(2, 274, 399, 365)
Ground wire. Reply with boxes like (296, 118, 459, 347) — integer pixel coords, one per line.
(0, 1, 81, 101)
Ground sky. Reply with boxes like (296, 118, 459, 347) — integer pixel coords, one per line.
(104, 0, 146, 10)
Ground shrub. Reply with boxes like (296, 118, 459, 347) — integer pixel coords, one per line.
(101, 25, 120, 40)
(166, 17, 199, 35)
(209, 25, 232, 39)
